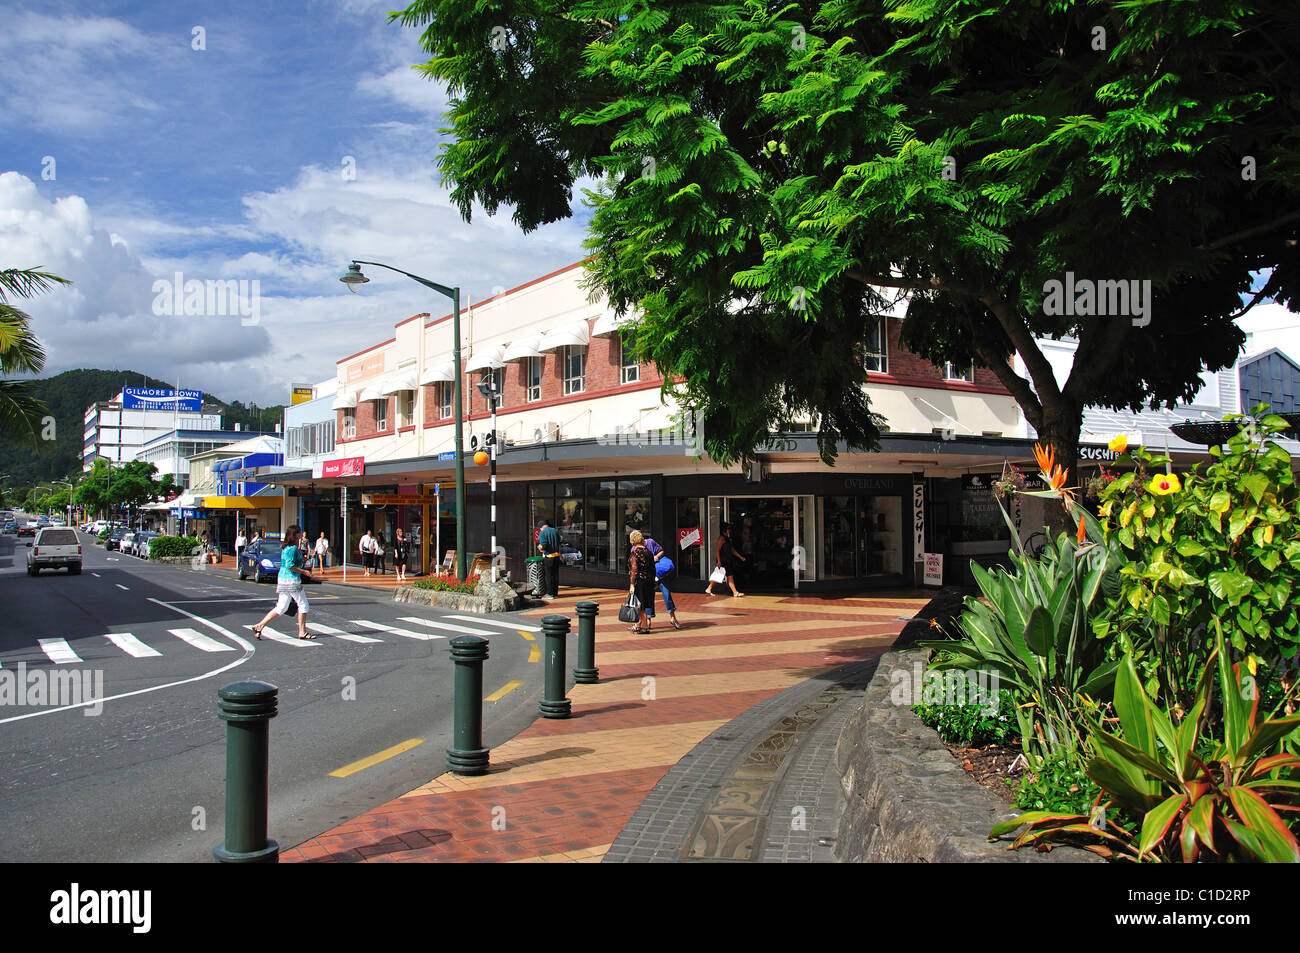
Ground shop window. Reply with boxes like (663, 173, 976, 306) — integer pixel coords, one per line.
(564, 345, 586, 395)
(944, 361, 974, 382)
(616, 479, 651, 571)
(342, 409, 356, 439)
(584, 480, 614, 572)
(438, 382, 452, 419)
(676, 497, 704, 579)
(398, 391, 414, 427)
(377, 399, 388, 432)
(863, 316, 888, 373)
(620, 333, 639, 384)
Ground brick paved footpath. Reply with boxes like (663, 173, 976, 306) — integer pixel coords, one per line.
(281, 587, 926, 863)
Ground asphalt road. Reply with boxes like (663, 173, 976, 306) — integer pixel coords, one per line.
(0, 531, 545, 862)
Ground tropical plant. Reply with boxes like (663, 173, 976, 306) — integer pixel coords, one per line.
(1015, 753, 1102, 819)
(411, 573, 481, 594)
(1094, 411, 1300, 711)
(0, 267, 68, 445)
(992, 625, 1300, 862)
(912, 688, 1017, 749)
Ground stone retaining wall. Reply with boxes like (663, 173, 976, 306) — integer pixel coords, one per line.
(393, 578, 522, 614)
(832, 648, 1099, 863)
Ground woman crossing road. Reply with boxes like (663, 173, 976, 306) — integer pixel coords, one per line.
(251, 524, 313, 640)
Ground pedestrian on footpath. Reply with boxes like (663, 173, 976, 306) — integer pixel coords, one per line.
(704, 522, 745, 598)
(315, 532, 329, 570)
(627, 530, 655, 634)
(393, 528, 409, 581)
(235, 528, 246, 566)
(374, 532, 387, 574)
(645, 536, 681, 630)
(251, 524, 313, 640)
(537, 518, 561, 601)
(359, 529, 374, 576)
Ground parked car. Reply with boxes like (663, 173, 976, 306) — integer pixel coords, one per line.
(131, 531, 159, 558)
(27, 527, 82, 575)
(237, 539, 282, 582)
(119, 531, 138, 554)
(106, 527, 129, 550)
(2, 518, 15, 534)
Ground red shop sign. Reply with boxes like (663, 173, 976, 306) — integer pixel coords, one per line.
(320, 456, 365, 478)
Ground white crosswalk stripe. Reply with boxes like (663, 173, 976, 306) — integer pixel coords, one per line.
(38, 638, 81, 664)
(352, 620, 445, 641)
(445, 614, 542, 633)
(306, 623, 382, 643)
(167, 628, 236, 653)
(397, 616, 496, 637)
(246, 625, 320, 647)
(105, 633, 162, 658)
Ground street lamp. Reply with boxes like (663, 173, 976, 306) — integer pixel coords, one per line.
(476, 374, 500, 582)
(341, 260, 468, 579)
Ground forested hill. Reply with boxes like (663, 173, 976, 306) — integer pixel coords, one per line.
(0, 369, 287, 489)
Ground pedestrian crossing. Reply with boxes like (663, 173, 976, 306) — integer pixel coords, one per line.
(1, 613, 532, 666)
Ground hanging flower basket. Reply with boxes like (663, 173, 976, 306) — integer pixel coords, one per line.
(1169, 420, 1242, 446)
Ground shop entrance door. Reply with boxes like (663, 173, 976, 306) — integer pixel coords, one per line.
(708, 496, 815, 590)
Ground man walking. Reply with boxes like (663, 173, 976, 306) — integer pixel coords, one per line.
(536, 518, 561, 601)
(360, 528, 375, 576)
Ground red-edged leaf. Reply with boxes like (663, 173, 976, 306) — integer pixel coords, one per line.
(1139, 794, 1187, 859)
(1180, 817, 1199, 864)
(1185, 793, 1216, 855)
(1227, 786, 1300, 862)
(1246, 753, 1300, 780)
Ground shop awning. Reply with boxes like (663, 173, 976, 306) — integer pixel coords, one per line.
(538, 321, 591, 352)
(357, 384, 385, 402)
(202, 496, 263, 510)
(331, 391, 357, 410)
(501, 337, 542, 362)
(591, 313, 633, 337)
(380, 375, 417, 395)
(420, 361, 456, 385)
(464, 346, 505, 373)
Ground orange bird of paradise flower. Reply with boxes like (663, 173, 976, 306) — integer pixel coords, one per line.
(1033, 443, 1070, 491)
(1077, 515, 1087, 544)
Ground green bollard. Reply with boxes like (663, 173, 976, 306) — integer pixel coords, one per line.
(213, 680, 279, 863)
(539, 613, 572, 718)
(573, 600, 600, 684)
(447, 635, 491, 775)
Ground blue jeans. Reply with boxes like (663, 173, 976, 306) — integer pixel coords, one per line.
(657, 579, 675, 615)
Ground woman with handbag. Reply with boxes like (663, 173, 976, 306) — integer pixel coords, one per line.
(626, 530, 656, 634)
(645, 537, 682, 630)
(251, 524, 313, 640)
(704, 522, 745, 597)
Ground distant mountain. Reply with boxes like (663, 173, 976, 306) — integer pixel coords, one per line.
(0, 369, 287, 492)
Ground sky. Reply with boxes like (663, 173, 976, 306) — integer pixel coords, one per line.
(0, 0, 591, 406)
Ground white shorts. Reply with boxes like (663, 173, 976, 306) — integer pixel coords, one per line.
(275, 587, 309, 615)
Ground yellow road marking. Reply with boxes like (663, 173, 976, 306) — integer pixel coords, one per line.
(485, 679, 524, 702)
(528, 645, 541, 663)
(518, 630, 536, 641)
(329, 738, 424, 778)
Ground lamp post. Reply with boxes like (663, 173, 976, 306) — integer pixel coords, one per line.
(476, 374, 499, 583)
(341, 261, 467, 579)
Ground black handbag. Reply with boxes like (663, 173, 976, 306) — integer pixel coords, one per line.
(618, 593, 642, 623)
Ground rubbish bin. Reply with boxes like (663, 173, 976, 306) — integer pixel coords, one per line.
(525, 556, 544, 596)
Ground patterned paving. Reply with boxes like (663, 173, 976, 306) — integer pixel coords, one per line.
(281, 586, 925, 863)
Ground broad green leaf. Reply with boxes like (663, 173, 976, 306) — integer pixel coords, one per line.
(1139, 794, 1187, 859)
(1226, 787, 1300, 862)
(1114, 655, 1157, 758)
(1023, 605, 1053, 658)
(1208, 569, 1253, 606)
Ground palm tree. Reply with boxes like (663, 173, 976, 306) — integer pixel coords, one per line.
(0, 267, 69, 444)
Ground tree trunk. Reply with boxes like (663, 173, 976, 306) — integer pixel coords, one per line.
(1034, 401, 1083, 541)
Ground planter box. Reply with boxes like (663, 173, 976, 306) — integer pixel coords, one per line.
(393, 578, 522, 614)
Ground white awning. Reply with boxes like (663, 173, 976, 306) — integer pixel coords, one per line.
(501, 337, 542, 363)
(380, 375, 417, 395)
(464, 346, 505, 373)
(357, 385, 384, 402)
(591, 313, 633, 337)
(538, 321, 591, 352)
(420, 362, 456, 385)
(331, 392, 357, 410)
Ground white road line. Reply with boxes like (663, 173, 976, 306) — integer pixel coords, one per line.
(167, 627, 236, 653)
(105, 633, 162, 658)
(351, 620, 445, 641)
(0, 600, 254, 725)
(397, 616, 496, 637)
(446, 614, 542, 632)
(115, 584, 129, 591)
(306, 622, 381, 643)
(246, 625, 320, 647)
(38, 638, 82, 664)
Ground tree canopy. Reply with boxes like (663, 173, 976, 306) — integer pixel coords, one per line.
(395, 0, 1300, 472)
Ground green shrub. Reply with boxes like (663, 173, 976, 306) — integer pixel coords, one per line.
(149, 535, 200, 559)
(410, 573, 480, 594)
(913, 689, 1017, 748)
(1015, 753, 1101, 818)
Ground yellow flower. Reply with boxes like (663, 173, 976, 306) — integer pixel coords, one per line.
(1147, 472, 1182, 495)
(1108, 434, 1128, 453)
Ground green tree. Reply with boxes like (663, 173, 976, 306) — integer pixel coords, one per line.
(395, 0, 1299, 491)
(73, 459, 114, 518)
(0, 268, 68, 445)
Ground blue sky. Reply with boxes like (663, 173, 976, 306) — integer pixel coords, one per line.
(0, 0, 590, 405)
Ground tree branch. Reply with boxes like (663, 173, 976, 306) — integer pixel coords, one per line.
(1194, 210, 1300, 253)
